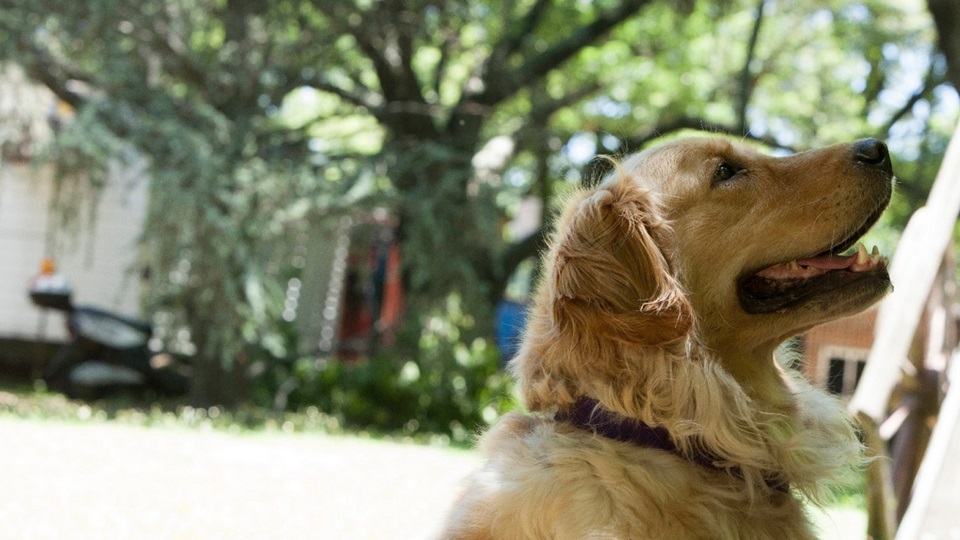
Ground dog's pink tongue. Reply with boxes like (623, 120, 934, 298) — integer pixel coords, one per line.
(754, 253, 858, 279)
(796, 252, 857, 270)
(755, 243, 888, 280)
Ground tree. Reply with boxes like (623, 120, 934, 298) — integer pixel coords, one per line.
(928, 0, 960, 91)
(0, 0, 951, 409)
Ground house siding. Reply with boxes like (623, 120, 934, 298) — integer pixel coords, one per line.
(0, 160, 147, 344)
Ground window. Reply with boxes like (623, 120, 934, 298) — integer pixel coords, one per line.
(825, 356, 866, 395)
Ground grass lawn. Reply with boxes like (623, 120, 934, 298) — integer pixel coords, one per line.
(0, 415, 480, 539)
(0, 387, 867, 539)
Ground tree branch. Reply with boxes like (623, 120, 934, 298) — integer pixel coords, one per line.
(736, 0, 768, 134)
(313, 79, 384, 111)
(445, 0, 649, 150)
(492, 0, 553, 62)
(616, 117, 792, 153)
(433, 31, 456, 98)
(531, 82, 603, 120)
(312, 3, 437, 138)
(881, 64, 944, 135)
(15, 29, 228, 149)
(14, 38, 91, 109)
(928, 0, 960, 92)
(141, 7, 208, 92)
(314, 3, 396, 98)
(483, 0, 652, 106)
(392, 1, 422, 99)
(578, 118, 794, 187)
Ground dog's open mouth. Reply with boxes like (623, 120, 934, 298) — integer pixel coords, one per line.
(738, 209, 891, 314)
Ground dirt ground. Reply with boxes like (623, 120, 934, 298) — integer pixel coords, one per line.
(0, 417, 864, 539)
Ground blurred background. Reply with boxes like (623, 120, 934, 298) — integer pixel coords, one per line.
(0, 0, 959, 537)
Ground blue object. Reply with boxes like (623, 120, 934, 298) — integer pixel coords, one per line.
(494, 300, 528, 365)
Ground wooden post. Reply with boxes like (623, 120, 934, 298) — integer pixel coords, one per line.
(849, 119, 960, 536)
(851, 120, 960, 419)
(889, 324, 935, 521)
(860, 412, 898, 540)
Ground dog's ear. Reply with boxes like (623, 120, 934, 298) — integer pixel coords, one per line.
(548, 173, 692, 346)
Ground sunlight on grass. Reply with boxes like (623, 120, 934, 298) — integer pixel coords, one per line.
(1, 383, 872, 539)
(809, 467, 870, 540)
(811, 505, 868, 540)
(0, 382, 457, 446)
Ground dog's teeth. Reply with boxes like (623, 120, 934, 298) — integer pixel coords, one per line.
(787, 261, 801, 271)
(870, 245, 880, 264)
(856, 242, 868, 265)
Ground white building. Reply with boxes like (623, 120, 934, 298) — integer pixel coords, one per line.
(0, 64, 146, 368)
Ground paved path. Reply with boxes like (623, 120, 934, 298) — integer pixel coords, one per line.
(0, 417, 866, 539)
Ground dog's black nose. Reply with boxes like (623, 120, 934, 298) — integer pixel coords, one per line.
(853, 138, 890, 168)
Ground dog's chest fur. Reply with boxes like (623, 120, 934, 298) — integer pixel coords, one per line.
(447, 414, 816, 540)
(441, 368, 860, 540)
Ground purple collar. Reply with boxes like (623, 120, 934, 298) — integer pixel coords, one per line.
(555, 397, 788, 492)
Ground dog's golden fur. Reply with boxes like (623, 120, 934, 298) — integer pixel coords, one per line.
(440, 136, 894, 539)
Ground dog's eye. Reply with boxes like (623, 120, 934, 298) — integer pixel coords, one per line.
(714, 163, 740, 185)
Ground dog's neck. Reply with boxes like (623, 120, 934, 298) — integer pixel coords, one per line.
(556, 397, 716, 466)
(556, 396, 790, 492)
(520, 333, 857, 499)
(706, 338, 797, 415)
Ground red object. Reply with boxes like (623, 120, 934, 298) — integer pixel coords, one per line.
(378, 243, 404, 347)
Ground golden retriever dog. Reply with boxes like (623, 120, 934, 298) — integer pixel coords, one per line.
(439, 136, 894, 539)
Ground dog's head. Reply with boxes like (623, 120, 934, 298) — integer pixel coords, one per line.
(631, 137, 893, 352)
(515, 136, 893, 409)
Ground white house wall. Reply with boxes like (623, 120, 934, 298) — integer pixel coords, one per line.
(0, 160, 147, 342)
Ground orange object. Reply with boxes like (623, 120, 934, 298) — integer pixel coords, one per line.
(28, 257, 73, 310)
(40, 257, 56, 275)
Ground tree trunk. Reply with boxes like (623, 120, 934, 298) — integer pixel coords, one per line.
(929, 0, 960, 92)
(189, 352, 249, 408)
(186, 296, 250, 407)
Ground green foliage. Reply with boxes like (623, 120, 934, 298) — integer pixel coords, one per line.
(1, 0, 956, 417)
(270, 296, 515, 444)
(0, 381, 345, 436)
(35, 106, 129, 234)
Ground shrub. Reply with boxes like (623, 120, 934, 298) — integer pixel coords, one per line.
(264, 296, 516, 444)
